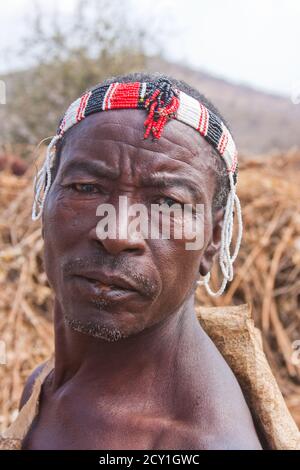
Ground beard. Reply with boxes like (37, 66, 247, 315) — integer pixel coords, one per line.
(64, 314, 127, 342)
(63, 294, 130, 342)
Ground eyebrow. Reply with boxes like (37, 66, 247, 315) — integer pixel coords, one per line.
(60, 160, 203, 200)
(141, 172, 203, 200)
(60, 160, 119, 180)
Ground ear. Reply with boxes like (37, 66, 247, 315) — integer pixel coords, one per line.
(199, 207, 224, 276)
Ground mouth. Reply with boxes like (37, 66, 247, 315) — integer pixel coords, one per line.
(72, 271, 141, 302)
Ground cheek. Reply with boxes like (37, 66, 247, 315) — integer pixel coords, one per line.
(152, 208, 210, 285)
(173, 209, 207, 252)
(172, 242, 202, 287)
(42, 188, 99, 262)
(150, 239, 201, 310)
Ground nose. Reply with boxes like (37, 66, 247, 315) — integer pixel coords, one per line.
(89, 200, 147, 256)
(89, 227, 146, 255)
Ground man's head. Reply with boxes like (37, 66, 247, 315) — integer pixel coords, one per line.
(35, 73, 241, 342)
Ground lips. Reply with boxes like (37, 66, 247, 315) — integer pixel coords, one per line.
(75, 271, 139, 292)
(72, 270, 141, 300)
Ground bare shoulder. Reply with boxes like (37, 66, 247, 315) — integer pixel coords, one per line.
(19, 362, 48, 411)
(165, 331, 263, 450)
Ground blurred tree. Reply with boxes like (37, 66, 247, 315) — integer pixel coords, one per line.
(2, 0, 158, 145)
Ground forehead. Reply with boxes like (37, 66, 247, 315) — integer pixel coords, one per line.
(58, 109, 215, 176)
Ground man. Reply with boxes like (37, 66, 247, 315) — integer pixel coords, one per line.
(19, 73, 261, 449)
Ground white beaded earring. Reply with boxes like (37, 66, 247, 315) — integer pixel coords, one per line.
(196, 172, 243, 297)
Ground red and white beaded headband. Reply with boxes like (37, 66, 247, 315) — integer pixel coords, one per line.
(32, 79, 242, 297)
(58, 80, 237, 172)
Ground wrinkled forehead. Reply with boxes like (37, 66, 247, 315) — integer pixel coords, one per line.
(58, 109, 214, 172)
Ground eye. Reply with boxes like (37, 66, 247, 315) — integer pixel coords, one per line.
(158, 196, 184, 208)
(70, 183, 99, 193)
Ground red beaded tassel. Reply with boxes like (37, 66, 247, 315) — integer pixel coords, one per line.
(143, 90, 179, 140)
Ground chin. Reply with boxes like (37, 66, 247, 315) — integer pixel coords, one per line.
(64, 314, 127, 342)
(63, 301, 148, 342)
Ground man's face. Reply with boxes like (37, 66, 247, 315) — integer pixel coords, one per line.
(42, 110, 218, 341)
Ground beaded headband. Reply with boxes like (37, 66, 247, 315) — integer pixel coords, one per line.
(32, 78, 242, 297)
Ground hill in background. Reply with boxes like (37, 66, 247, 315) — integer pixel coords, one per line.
(146, 58, 300, 155)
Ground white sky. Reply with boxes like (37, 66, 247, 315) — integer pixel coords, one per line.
(0, 0, 299, 96)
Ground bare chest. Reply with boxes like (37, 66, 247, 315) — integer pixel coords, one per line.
(21, 395, 187, 450)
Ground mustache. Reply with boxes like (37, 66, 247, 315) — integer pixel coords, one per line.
(62, 254, 159, 300)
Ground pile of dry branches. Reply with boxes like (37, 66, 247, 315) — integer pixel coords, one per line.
(0, 149, 299, 431)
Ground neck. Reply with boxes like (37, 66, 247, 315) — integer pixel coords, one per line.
(52, 296, 203, 395)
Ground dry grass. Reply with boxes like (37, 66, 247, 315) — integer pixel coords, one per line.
(0, 149, 300, 432)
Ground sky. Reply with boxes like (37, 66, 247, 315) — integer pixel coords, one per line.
(0, 0, 299, 97)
